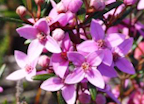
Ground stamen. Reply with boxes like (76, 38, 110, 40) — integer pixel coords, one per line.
(25, 65, 33, 74)
(81, 62, 89, 71)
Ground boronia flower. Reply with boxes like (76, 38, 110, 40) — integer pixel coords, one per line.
(6, 50, 38, 81)
(78, 19, 125, 66)
(16, 18, 61, 61)
(40, 76, 76, 104)
(65, 51, 105, 89)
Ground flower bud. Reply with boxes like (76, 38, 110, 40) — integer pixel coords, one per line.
(56, 2, 67, 13)
(78, 92, 91, 104)
(90, 0, 105, 11)
(38, 55, 50, 68)
(52, 28, 65, 41)
(62, 0, 83, 13)
(35, 0, 44, 5)
(16, 6, 27, 17)
(124, 0, 138, 6)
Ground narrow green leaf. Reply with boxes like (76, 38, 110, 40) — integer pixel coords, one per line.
(24, 39, 32, 45)
(26, 0, 32, 11)
(88, 83, 97, 101)
(0, 16, 23, 23)
(132, 36, 143, 50)
(0, 64, 6, 77)
(32, 74, 55, 80)
(57, 91, 66, 104)
(84, 1, 123, 24)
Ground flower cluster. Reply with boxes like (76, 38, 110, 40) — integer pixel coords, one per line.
(5, 0, 144, 103)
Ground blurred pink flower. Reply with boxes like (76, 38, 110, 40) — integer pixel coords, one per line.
(0, 87, 3, 93)
(134, 42, 144, 60)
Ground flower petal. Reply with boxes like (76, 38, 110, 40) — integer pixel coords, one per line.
(28, 39, 44, 62)
(34, 18, 50, 35)
(45, 36, 61, 53)
(67, 52, 85, 66)
(25, 68, 36, 82)
(90, 19, 105, 41)
(98, 63, 117, 78)
(65, 68, 85, 84)
(86, 69, 105, 89)
(40, 77, 64, 91)
(51, 53, 69, 78)
(105, 33, 126, 48)
(115, 57, 135, 74)
(102, 49, 113, 66)
(6, 69, 26, 80)
(115, 38, 133, 56)
(14, 50, 27, 68)
(86, 50, 104, 66)
(61, 33, 71, 51)
(16, 25, 38, 39)
(137, 0, 144, 10)
(62, 85, 76, 104)
(77, 40, 98, 53)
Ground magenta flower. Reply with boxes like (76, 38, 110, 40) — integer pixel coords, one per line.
(78, 19, 125, 66)
(16, 18, 61, 61)
(51, 34, 72, 78)
(40, 76, 76, 104)
(65, 51, 105, 89)
(6, 50, 37, 81)
(0, 87, 3, 93)
(113, 38, 135, 74)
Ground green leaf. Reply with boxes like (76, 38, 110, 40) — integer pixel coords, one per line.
(57, 91, 66, 104)
(0, 16, 23, 23)
(0, 64, 6, 77)
(26, 0, 32, 11)
(88, 83, 97, 101)
(2, 100, 8, 104)
(84, 1, 123, 24)
(132, 36, 143, 50)
(32, 73, 55, 80)
(24, 39, 32, 45)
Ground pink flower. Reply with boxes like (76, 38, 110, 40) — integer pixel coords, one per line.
(124, 0, 138, 6)
(113, 38, 135, 74)
(134, 42, 144, 60)
(65, 51, 105, 89)
(16, 18, 61, 61)
(6, 51, 37, 81)
(78, 19, 125, 66)
(0, 87, 3, 93)
(137, 0, 144, 10)
(51, 34, 72, 78)
(90, 0, 105, 11)
(40, 76, 76, 104)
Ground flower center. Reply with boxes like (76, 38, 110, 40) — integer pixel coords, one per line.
(81, 62, 90, 71)
(37, 32, 47, 43)
(25, 65, 33, 74)
(113, 52, 119, 62)
(97, 39, 105, 49)
(61, 52, 67, 60)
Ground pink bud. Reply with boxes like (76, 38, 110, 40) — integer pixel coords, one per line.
(62, 0, 83, 13)
(78, 92, 91, 104)
(90, 0, 105, 11)
(96, 94, 106, 104)
(0, 87, 3, 93)
(16, 6, 27, 17)
(38, 55, 50, 68)
(56, 2, 67, 13)
(35, 0, 44, 5)
(124, 0, 138, 6)
(52, 28, 65, 41)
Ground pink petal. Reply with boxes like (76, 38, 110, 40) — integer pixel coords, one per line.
(90, 19, 105, 41)
(102, 49, 113, 66)
(77, 40, 98, 53)
(6, 69, 26, 80)
(115, 57, 135, 74)
(34, 18, 50, 35)
(40, 77, 64, 91)
(115, 38, 133, 56)
(62, 85, 76, 104)
(86, 50, 104, 66)
(61, 33, 71, 51)
(0, 87, 3, 93)
(137, 0, 144, 10)
(25, 68, 36, 81)
(98, 63, 117, 78)
(65, 68, 85, 84)
(28, 39, 44, 62)
(86, 69, 105, 89)
(67, 52, 85, 66)
(105, 33, 126, 48)
(45, 36, 61, 53)
(50, 0, 57, 8)
(16, 25, 38, 39)
(51, 53, 69, 78)
(14, 50, 27, 68)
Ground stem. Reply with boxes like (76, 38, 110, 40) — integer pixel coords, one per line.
(37, 5, 41, 19)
